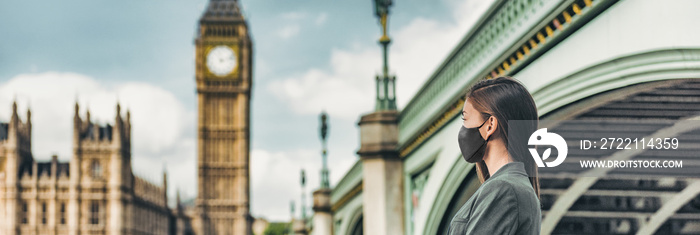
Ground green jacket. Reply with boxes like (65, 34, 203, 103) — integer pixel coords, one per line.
(447, 162, 541, 235)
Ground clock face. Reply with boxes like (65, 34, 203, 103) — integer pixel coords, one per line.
(206, 45, 237, 77)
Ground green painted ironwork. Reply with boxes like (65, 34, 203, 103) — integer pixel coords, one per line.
(300, 169, 307, 221)
(373, 0, 397, 111)
(319, 111, 330, 189)
(398, 0, 564, 144)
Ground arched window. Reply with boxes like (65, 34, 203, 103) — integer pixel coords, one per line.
(20, 202, 28, 224)
(59, 203, 66, 224)
(350, 215, 363, 235)
(41, 202, 47, 225)
(90, 201, 100, 225)
(91, 160, 102, 179)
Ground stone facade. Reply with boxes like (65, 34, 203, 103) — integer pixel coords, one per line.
(0, 102, 193, 235)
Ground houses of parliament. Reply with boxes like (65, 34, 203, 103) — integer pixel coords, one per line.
(0, 0, 254, 234)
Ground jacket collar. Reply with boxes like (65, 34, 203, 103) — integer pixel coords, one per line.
(488, 161, 528, 180)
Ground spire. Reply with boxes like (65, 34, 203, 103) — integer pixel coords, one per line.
(163, 165, 168, 190)
(319, 111, 330, 189)
(176, 189, 181, 205)
(373, 0, 397, 111)
(12, 100, 17, 115)
(125, 108, 131, 137)
(116, 103, 121, 120)
(300, 169, 307, 221)
(11, 100, 18, 120)
(163, 166, 168, 206)
(200, 0, 244, 23)
(26, 108, 31, 125)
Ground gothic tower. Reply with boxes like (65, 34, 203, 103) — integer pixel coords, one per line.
(194, 0, 253, 234)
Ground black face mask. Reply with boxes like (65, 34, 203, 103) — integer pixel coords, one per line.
(458, 118, 490, 163)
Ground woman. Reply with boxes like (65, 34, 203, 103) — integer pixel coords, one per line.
(447, 76, 541, 235)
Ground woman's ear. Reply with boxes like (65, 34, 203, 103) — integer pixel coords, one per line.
(485, 116, 498, 139)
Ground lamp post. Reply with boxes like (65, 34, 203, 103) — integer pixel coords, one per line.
(300, 169, 306, 221)
(312, 111, 334, 235)
(372, 0, 397, 111)
(319, 111, 330, 189)
(355, 1, 404, 234)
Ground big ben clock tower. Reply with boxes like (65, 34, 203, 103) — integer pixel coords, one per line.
(194, 0, 253, 234)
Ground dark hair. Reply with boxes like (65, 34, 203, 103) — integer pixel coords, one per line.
(466, 76, 540, 199)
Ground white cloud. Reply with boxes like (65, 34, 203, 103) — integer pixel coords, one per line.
(250, 148, 356, 221)
(277, 24, 301, 39)
(277, 11, 328, 39)
(268, 48, 379, 119)
(250, 149, 314, 221)
(0, 72, 197, 197)
(268, 0, 495, 120)
(315, 12, 328, 26)
(281, 11, 307, 21)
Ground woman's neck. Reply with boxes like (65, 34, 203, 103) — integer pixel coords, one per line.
(483, 138, 512, 176)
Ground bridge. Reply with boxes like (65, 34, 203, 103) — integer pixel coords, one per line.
(326, 0, 700, 234)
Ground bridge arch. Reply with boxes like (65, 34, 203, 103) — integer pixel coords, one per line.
(530, 48, 700, 117)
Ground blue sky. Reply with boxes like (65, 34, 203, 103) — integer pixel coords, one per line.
(0, 0, 492, 221)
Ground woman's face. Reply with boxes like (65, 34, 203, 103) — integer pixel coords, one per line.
(462, 98, 484, 128)
(462, 98, 492, 139)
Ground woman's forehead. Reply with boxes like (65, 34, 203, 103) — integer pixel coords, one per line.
(463, 98, 476, 111)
